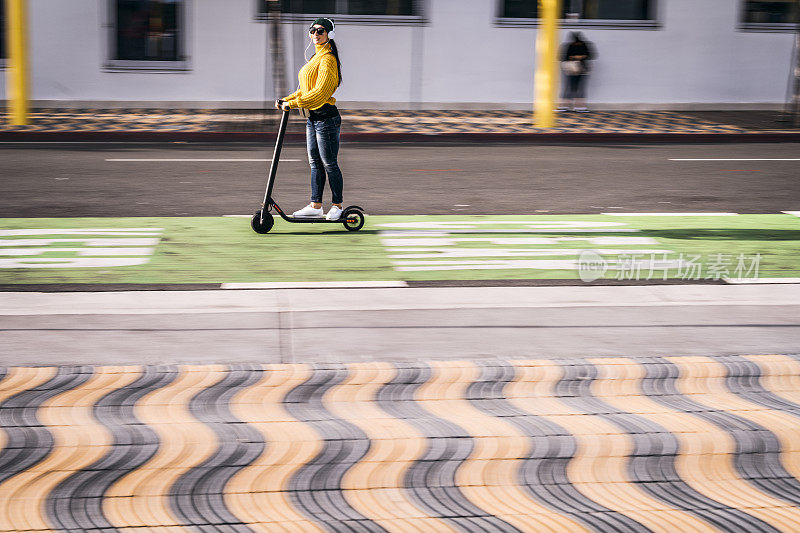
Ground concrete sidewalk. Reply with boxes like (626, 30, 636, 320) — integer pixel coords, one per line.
(1, 108, 798, 142)
(2, 284, 797, 365)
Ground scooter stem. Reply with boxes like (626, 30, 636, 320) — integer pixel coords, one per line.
(262, 109, 291, 209)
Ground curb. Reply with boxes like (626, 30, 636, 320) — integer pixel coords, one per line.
(0, 131, 799, 143)
(0, 279, 728, 292)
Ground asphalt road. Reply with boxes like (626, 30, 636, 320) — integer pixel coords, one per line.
(1, 142, 798, 217)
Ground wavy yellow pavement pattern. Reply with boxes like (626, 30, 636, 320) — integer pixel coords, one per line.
(666, 356, 800, 529)
(507, 360, 711, 533)
(746, 354, 800, 408)
(591, 357, 800, 531)
(670, 356, 800, 482)
(423, 361, 590, 533)
(226, 364, 325, 532)
(669, 356, 800, 522)
(0, 367, 57, 454)
(104, 365, 225, 531)
(2, 358, 800, 532)
(327, 362, 457, 533)
(0, 367, 58, 532)
(0, 367, 141, 532)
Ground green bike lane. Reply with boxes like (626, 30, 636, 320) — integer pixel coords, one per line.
(0, 214, 799, 286)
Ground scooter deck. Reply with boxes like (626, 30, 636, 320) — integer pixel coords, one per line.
(284, 216, 344, 223)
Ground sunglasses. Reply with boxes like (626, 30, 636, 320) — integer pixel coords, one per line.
(309, 27, 327, 35)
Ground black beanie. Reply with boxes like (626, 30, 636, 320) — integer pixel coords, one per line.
(310, 18, 334, 33)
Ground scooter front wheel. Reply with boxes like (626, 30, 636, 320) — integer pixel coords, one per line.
(342, 207, 365, 232)
(251, 210, 274, 234)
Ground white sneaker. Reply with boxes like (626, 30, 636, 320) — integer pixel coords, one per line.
(292, 204, 324, 218)
(326, 205, 343, 221)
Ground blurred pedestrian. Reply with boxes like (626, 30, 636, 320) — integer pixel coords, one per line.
(557, 32, 596, 113)
(276, 17, 345, 220)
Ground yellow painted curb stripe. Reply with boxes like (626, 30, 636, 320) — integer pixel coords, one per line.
(225, 364, 324, 532)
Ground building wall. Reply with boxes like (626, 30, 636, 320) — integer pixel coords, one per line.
(0, 0, 795, 108)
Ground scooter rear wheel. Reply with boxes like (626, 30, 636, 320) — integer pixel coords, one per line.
(251, 210, 274, 234)
(342, 207, 365, 232)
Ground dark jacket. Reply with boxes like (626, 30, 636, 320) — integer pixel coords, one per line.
(561, 40, 597, 73)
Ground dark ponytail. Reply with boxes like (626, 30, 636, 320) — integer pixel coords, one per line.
(329, 39, 342, 86)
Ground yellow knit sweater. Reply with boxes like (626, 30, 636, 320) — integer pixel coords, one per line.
(283, 43, 339, 111)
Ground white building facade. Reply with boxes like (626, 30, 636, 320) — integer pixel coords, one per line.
(0, 0, 796, 109)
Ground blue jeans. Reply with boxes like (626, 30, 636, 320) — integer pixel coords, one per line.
(306, 115, 343, 205)
(562, 74, 587, 100)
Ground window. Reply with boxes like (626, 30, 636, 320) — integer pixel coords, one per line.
(581, 0, 652, 20)
(107, 0, 188, 70)
(257, 0, 423, 23)
(497, 0, 658, 28)
(500, 0, 567, 19)
(741, 0, 799, 31)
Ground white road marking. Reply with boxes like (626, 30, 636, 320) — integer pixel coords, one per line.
(782, 211, 800, 217)
(221, 281, 408, 289)
(379, 219, 664, 273)
(0, 142, 177, 144)
(381, 236, 659, 246)
(0, 238, 159, 246)
(602, 212, 739, 216)
(378, 220, 638, 234)
(0, 247, 154, 256)
(0, 258, 152, 268)
(0, 229, 161, 236)
(378, 221, 630, 229)
(0, 228, 162, 268)
(669, 158, 800, 161)
(724, 278, 800, 284)
(392, 258, 684, 272)
(380, 229, 640, 234)
(388, 248, 672, 259)
(105, 158, 301, 162)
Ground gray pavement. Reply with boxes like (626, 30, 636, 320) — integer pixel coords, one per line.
(2, 285, 797, 365)
(1, 142, 798, 216)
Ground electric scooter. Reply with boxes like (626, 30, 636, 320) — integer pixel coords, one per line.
(251, 109, 365, 234)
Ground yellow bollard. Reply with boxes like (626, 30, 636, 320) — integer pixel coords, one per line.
(5, 0, 30, 125)
(533, 0, 561, 128)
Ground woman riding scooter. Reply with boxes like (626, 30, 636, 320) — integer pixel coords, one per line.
(276, 17, 345, 221)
